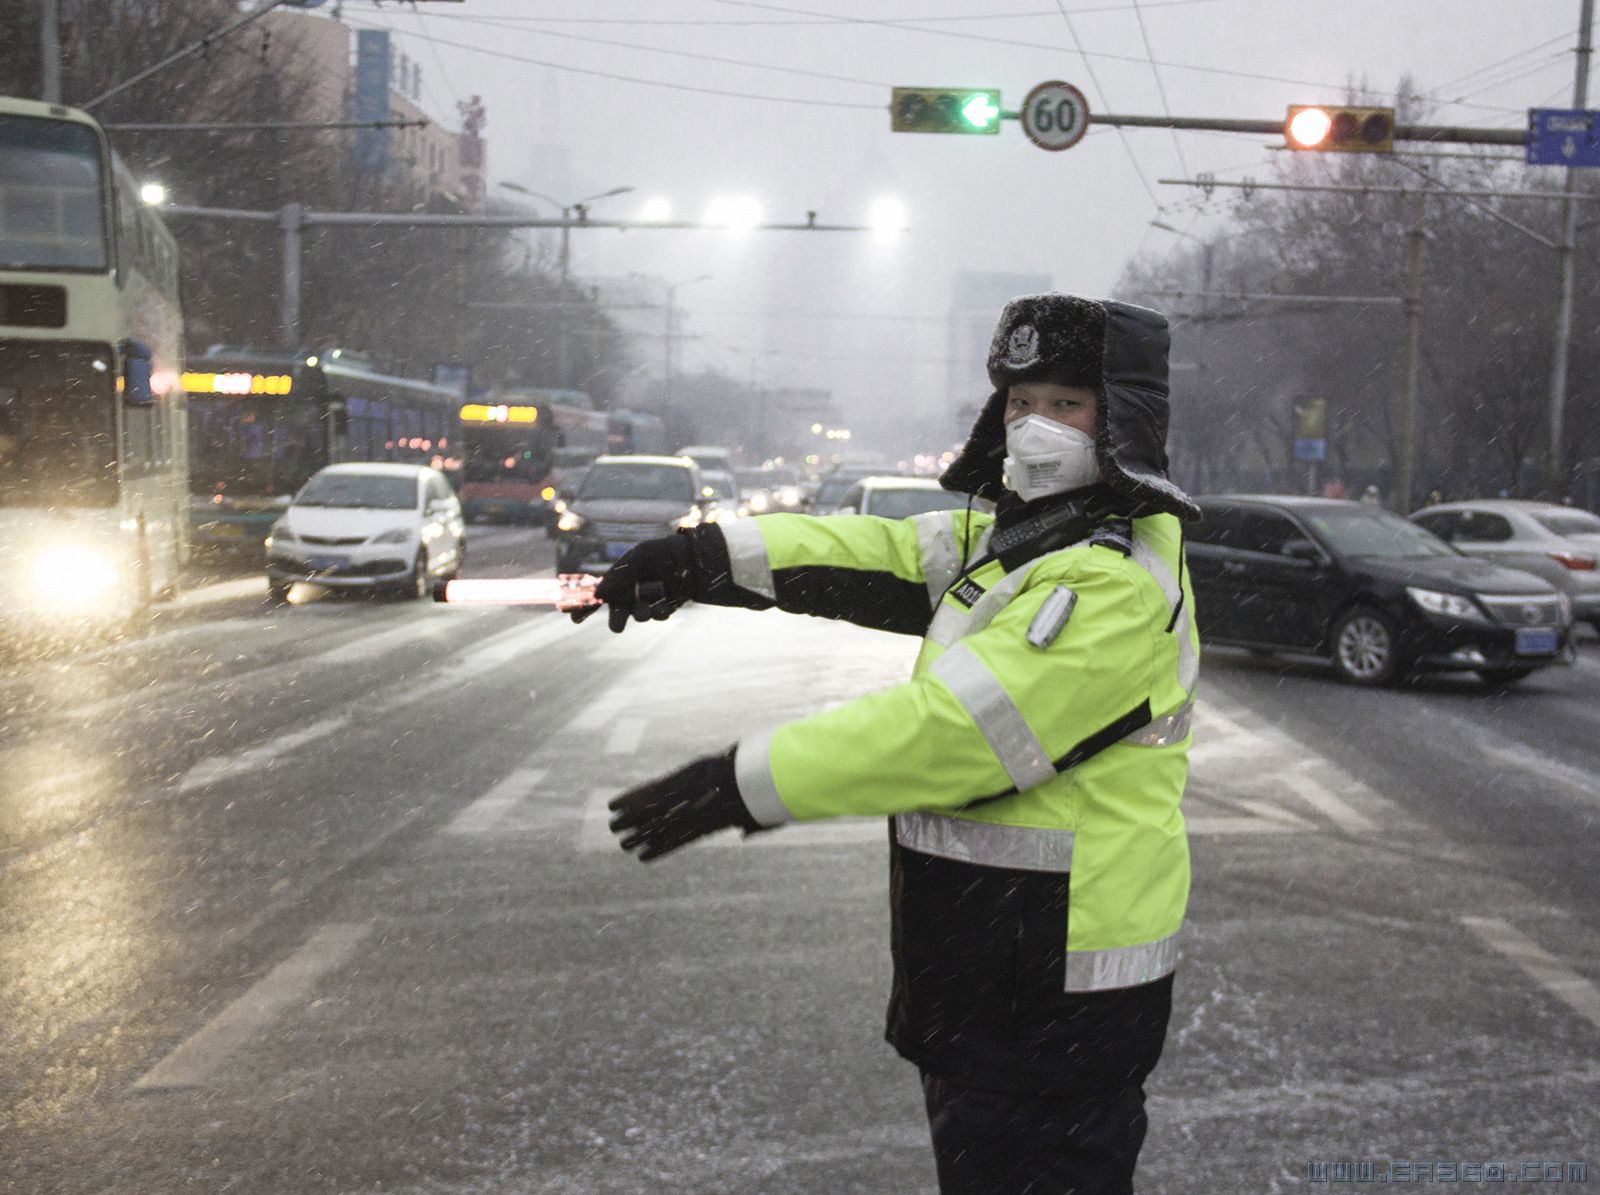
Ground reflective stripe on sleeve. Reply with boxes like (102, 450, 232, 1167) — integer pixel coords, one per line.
(927, 561, 1029, 647)
(895, 810, 1074, 872)
(1065, 930, 1181, 992)
(733, 729, 791, 827)
(719, 518, 776, 602)
(929, 642, 1057, 792)
(914, 511, 964, 611)
(1120, 699, 1193, 747)
(1129, 538, 1199, 693)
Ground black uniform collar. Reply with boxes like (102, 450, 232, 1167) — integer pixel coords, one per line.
(980, 484, 1144, 573)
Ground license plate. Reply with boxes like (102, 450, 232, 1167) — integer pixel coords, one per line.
(606, 542, 631, 560)
(306, 555, 347, 572)
(1515, 627, 1558, 656)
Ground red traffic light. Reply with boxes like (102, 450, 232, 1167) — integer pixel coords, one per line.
(1285, 105, 1395, 153)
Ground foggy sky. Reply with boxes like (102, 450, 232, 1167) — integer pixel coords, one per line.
(342, 0, 1587, 456)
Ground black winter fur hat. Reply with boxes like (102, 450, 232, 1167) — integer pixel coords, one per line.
(941, 293, 1200, 520)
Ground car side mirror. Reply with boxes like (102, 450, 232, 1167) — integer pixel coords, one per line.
(1281, 538, 1324, 566)
(120, 339, 155, 407)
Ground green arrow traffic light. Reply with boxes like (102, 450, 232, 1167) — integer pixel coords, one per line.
(891, 88, 1003, 135)
(961, 92, 1000, 129)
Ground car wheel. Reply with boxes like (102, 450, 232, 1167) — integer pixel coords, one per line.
(1331, 606, 1402, 686)
(401, 550, 429, 600)
(1476, 665, 1536, 688)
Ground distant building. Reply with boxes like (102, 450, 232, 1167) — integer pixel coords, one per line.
(262, 11, 486, 210)
(946, 270, 1052, 426)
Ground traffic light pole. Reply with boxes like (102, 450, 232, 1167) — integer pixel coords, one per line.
(162, 204, 872, 351)
(1051, 112, 1528, 148)
(1398, 191, 1428, 515)
(1546, 0, 1595, 498)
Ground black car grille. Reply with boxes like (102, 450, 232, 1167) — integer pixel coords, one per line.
(1476, 593, 1563, 626)
(591, 520, 669, 538)
(299, 533, 368, 546)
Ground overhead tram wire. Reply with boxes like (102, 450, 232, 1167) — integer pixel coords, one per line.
(1427, 29, 1574, 95)
(363, 0, 1247, 28)
(1129, 0, 1190, 178)
(698, 0, 1520, 113)
(333, 21, 880, 111)
(380, 12, 890, 91)
(1051, 0, 1162, 211)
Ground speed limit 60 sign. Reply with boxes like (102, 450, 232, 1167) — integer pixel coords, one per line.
(1022, 81, 1090, 151)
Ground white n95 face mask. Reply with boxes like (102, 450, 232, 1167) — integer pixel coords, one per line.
(1002, 415, 1101, 501)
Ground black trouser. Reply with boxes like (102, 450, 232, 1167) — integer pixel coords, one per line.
(920, 1071, 1150, 1195)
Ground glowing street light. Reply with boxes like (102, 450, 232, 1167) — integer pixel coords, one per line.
(706, 195, 763, 229)
(868, 196, 910, 233)
(638, 196, 672, 223)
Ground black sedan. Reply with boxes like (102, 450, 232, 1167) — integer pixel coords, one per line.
(1187, 496, 1575, 686)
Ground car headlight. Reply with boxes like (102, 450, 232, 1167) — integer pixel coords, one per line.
(557, 510, 585, 532)
(673, 511, 702, 530)
(369, 527, 413, 544)
(33, 546, 120, 603)
(1406, 586, 1490, 623)
(747, 492, 769, 513)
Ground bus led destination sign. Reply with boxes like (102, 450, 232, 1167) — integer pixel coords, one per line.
(460, 403, 539, 424)
(182, 371, 293, 396)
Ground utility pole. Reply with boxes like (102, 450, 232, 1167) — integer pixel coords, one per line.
(40, 0, 61, 104)
(1546, 0, 1596, 498)
(1398, 191, 1428, 515)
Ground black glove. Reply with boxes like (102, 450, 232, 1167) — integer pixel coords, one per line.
(608, 748, 766, 862)
(575, 532, 699, 633)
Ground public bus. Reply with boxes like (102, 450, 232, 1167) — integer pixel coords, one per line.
(185, 347, 465, 550)
(607, 409, 667, 456)
(458, 388, 609, 524)
(0, 96, 186, 634)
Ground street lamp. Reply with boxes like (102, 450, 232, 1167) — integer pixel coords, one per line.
(496, 182, 634, 387)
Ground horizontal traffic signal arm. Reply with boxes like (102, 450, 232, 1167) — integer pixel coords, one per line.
(1071, 112, 1526, 148)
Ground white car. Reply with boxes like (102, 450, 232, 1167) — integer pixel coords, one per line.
(834, 475, 976, 520)
(265, 463, 466, 601)
(1411, 499, 1600, 633)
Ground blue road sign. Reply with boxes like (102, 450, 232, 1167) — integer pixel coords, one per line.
(1527, 108, 1600, 167)
(1293, 438, 1326, 463)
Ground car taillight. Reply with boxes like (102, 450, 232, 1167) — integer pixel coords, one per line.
(1549, 552, 1597, 571)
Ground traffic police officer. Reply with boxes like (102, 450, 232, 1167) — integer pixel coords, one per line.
(583, 293, 1200, 1194)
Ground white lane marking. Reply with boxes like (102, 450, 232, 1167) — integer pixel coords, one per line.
(177, 712, 355, 792)
(133, 922, 372, 1091)
(1230, 796, 1315, 829)
(1278, 771, 1377, 834)
(442, 767, 547, 835)
(568, 688, 631, 731)
(161, 576, 266, 608)
(605, 716, 647, 754)
(1477, 739, 1600, 802)
(1461, 916, 1600, 1031)
(174, 616, 576, 792)
(1186, 816, 1294, 836)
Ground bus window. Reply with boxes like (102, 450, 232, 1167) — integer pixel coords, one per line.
(0, 114, 107, 271)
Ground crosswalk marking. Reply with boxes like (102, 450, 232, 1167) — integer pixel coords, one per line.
(173, 616, 579, 793)
(442, 767, 548, 835)
(1461, 916, 1600, 1030)
(133, 922, 371, 1091)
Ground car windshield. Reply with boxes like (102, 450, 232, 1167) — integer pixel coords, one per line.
(702, 471, 738, 500)
(295, 473, 418, 509)
(815, 475, 870, 509)
(1305, 508, 1457, 558)
(1532, 510, 1600, 537)
(864, 487, 965, 520)
(579, 463, 693, 502)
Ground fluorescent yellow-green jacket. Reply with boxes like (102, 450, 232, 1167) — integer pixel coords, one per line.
(699, 504, 1197, 1090)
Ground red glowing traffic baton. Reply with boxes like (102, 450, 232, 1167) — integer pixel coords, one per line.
(433, 574, 602, 611)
